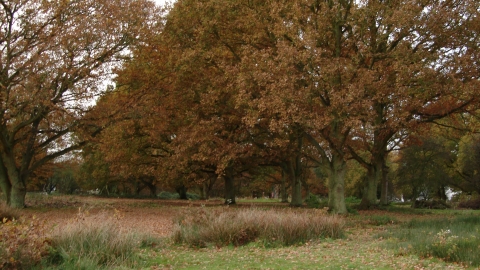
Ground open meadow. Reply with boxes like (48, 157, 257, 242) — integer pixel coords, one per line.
(1, 194, 480, 269)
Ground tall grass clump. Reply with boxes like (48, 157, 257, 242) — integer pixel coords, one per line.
(45, 209, 146, 269)
(172, 207, 344, 247)
(380, 215, 480, 267)
(0, 202, 19, 222)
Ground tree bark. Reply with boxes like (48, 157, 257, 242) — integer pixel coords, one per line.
(358, 126, 391, 209)
(0, 160, 12, 204)
(224, 166, 236, 204)
(360, 166, 379, 209)
(290, 169, 303, 207)
(289, 136, 304, 207)
(327, 154, 347, 214)
(379, 164, 389, 205)
(280, 169, 288, 203)
(200, 181, 208, 200)
(176, 184, 188, 200)
(360, 154, 389, 209)
(1, 155, 27, 208)
(7, 173, 27, 208)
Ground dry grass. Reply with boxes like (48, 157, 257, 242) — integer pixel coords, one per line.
(0, 202, 19, 222)
(1, 195, 477, 269)
(47, 208, 145, 268)
(172, 207, 344, 247)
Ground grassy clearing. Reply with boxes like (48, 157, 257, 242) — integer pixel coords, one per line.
(147, 233, 462, 269)
(172, 207, 344, 247)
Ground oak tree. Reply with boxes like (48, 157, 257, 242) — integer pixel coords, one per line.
(0, 0, 158, 207)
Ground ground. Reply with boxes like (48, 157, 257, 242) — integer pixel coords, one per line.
(16, 194, 478, 269)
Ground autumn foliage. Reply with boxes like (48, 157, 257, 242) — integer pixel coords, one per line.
(1, 0, 479, 213)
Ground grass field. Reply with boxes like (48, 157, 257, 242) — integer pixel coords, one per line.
(1, 194, 479, 269)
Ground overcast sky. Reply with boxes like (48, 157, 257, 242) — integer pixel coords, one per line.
(153, 0, 172, 7)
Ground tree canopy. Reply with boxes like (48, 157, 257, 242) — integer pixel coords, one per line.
(3, 0, 479, 211)
(0, 0, 161, 207)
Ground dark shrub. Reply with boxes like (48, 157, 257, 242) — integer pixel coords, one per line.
(458, 198, 480, 209)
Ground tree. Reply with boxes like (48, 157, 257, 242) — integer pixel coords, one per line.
(343, 0, 480, 208)
(454, 134, 480, 194)
(0, 0, 159, 207)
(230, 0, 364, 213)
(156, 0, 284, 204)
(395, 134, 457, 203)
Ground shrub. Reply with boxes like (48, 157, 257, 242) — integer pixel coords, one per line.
(0, 215, 51, 269)
(172, 207, 344, 247)
(45, 208, 146, 269)
(305, 194, 322, 208)
(458, 198, 480, 209)
(157, 191, 180, 200)
(413, 199, 450, 209)
(186, 193, 200, 200)
(346, 205, 358, 215)
(345, 197, 361, 204)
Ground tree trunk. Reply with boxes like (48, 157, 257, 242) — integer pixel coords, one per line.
(379, 164, 389, 205)
(200, 182, 208, 200)
(327, 154, 347, 214)
(437, 186, 447, 202)
(3, 161, 26, 208)
(0, 162, 12, 204)
(10, 183, 27, 208)
(289, 157, 303, 207)
(280, 169, 288, 203)
(146, 182, 157, 197)
(176, 184, 188, 200)
(1, 154, 28, 208)
(290, 171, 302, 206)
(289, 136, 304, 207)
(224, 167, 235, 205)
(359, 166, 378, 209)
(359, 153, 386, 209)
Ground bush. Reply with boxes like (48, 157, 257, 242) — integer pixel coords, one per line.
(458, 198, 480, 209)
(45, 209, 147, 269)
(172, 207, 344, 247)
(345, 197, 361, 204)
(186, 193, 200, 200)
(305, 194, 322, 209)
(157, 191, 180, 200)
(413, 199, 450, 209)
(0, 214, 51, 269)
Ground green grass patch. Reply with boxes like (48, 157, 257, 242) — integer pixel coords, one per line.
(345, 197, 362, 204)
(379, 214, 480, 267)
(146, 237, 457, 269)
